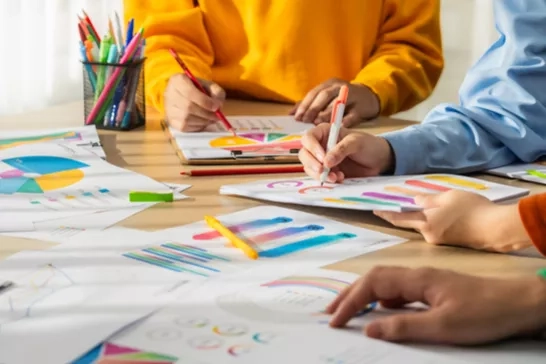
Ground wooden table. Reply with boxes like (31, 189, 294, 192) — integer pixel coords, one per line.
(1, 100, 544, 278)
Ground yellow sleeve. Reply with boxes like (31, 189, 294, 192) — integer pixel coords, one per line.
(124, 0, 214, 115)
(352, 0, 444, 116)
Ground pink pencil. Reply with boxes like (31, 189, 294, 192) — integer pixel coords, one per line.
(85, 29, 143, 125)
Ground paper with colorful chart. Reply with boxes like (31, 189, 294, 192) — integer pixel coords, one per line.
(0, 249, 184, 364)
(44, 207, 403, 288)
(0, 125, 105, 158)
(168, 116, 311, 160)
(220, 174, 529, 212)
(0, 142, 173, 228)
(487, 161, 546, 185)
(109, 267, 374, 363)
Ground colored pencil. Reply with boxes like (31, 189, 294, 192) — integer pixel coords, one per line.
(180, 165, 305, 176)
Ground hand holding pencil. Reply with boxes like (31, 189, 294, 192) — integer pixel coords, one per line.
(165, 49, 233, 134)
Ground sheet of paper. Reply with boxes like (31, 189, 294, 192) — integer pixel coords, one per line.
(0, 125, 105, 158)
(0, 205, 150, 243)
(109, 268, 365, 363)
(0, 249, 191, 364)
(164, 182, 192, 200)
(220, 174, 529, 212)
(487, 162, 546, 185)
(0, 142, 170, 224)
(169, 116, 311, 160)
(46, 207, 404, 285)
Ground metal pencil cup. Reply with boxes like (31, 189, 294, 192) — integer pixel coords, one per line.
(82, 58, 146, 131)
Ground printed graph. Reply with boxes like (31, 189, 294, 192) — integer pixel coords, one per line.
(73, 342, 178, 364)
(215, 275, 371, 324)
(193, 216, 356, 258)
(0, 264, 74, 326)
(323, 175, 489, 208)
(209, 133, 302, 154)
(122, 242, 231, 277)
(0, 131, 82, 150)
(0, 156, 88, 194)
(28, 187, 122, 210)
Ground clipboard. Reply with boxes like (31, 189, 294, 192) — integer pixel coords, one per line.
(163, 121, 304, 165)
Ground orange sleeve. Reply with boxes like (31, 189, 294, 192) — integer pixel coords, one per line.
(124, 0, 214, 115)
(518, 193, 546, 256)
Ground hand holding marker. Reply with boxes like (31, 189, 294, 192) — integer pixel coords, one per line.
(320, 86, 349, 186)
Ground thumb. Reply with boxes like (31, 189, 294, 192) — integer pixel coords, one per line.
(366, 311, 446, 343)
(323, 133, 358, 168)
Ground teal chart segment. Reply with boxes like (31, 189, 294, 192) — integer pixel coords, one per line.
(0, 156, 89, 194)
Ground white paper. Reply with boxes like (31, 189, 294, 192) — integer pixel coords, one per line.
(164, 182, 192, 200)
(110, 268, 365, 363)
(0, 249, 190, 364)
(220, 174, 529, 212)
(169, 116, 311, 160)
(0, 125, 105, 158)
(0, 142, 170, 224)
(486, 162, 546, 185)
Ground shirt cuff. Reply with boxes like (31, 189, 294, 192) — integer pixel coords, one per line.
(380, 126, 427, 175)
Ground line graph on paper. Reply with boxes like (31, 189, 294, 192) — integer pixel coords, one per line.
(193, 216, 357, 258)
(0, 264, 75, 330)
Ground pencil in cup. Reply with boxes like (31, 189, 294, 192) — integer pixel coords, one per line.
(82, 58, 146, 130)
(84, 31, 144, 127)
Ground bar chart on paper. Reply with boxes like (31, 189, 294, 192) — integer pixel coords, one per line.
(220, 174, 529, 212)
(122, 242, 235, 278)
(193, 216, 357, 258)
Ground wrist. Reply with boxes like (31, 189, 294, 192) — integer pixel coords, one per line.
(484, 204, 532, 250)
(377, 137, 395, 175)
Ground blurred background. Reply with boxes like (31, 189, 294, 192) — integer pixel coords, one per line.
(0, 0, 496, 120)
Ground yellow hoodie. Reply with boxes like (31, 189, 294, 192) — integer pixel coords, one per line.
(125, 0, 443, 117)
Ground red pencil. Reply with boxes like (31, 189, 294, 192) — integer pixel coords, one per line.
(181, 166, 305, 176)
(168, 48, 236, 136)
(81, 9, 101, 43)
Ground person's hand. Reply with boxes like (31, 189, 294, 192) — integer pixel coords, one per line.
(164, 73, 226, 132)
(373, 190, 532, 253)
(291, 78, 380, 127)
(327, 266, 546, 345)
(298, 123, 394, 183)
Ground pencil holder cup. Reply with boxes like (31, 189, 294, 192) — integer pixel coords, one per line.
(82, 58, 146, 131)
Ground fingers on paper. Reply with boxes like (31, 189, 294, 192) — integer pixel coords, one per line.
(329, 267, 443, 341)
(295, 85, 339, 123)
(366, 310, 446, 343)
(373, 211, 427, 230)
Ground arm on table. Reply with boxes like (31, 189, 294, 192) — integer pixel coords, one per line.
(352, 0, 443, 116)
(124, 0, 214, 115)
(381, 1, 546, 175)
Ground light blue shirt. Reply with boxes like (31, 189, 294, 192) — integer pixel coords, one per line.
(382, 0, 546, 175)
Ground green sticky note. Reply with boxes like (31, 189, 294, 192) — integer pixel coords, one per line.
(129, 191, 173, 203)
(537, 268, 546, 279)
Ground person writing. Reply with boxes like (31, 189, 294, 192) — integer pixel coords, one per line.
(299, 1, 546, 177)
(124, 0, 443, 131)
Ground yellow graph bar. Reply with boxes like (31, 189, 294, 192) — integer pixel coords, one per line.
(425, 175, 487, 190)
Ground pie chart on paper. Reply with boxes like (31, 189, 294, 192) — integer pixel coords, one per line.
(209, 132, 302, 153)
(0, 156, 88, 194)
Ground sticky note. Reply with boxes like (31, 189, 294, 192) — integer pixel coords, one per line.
(129, 191, 174, 203)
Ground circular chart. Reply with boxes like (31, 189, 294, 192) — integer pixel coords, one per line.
(209, 133, 302, 154)
(0, 156, 88, 194)
(216, 276, 362, 324)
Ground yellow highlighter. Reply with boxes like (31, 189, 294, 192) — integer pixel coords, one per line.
(204, 215, 258, 260)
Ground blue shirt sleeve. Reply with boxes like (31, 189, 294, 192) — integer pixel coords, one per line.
(381, 0, 546, 175)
